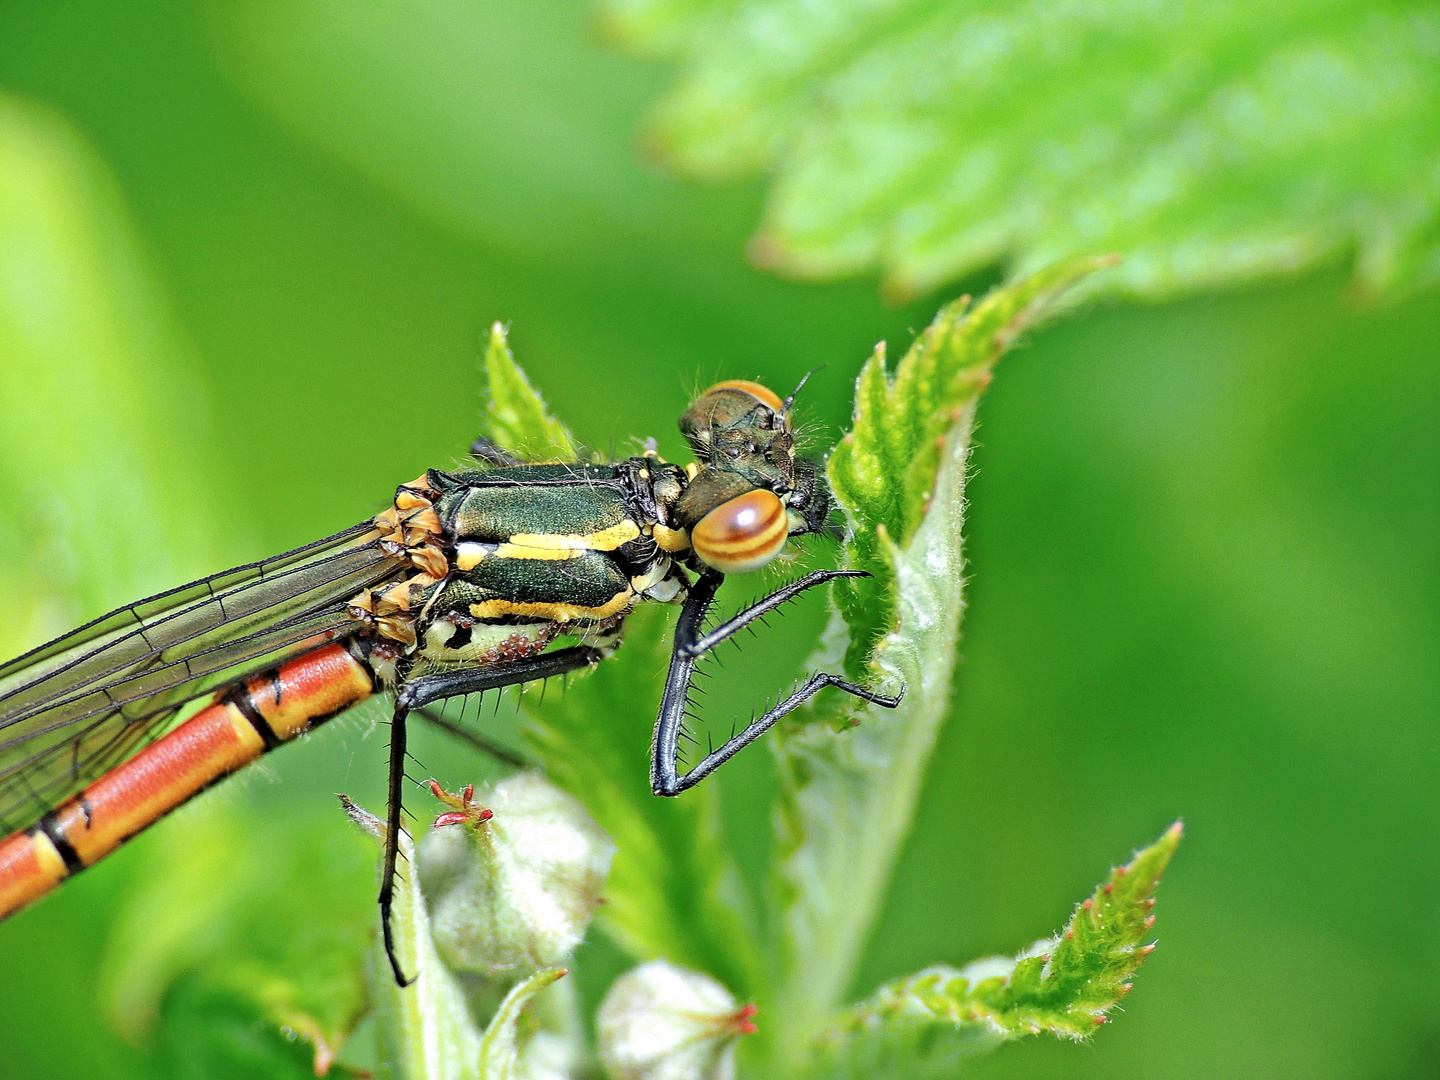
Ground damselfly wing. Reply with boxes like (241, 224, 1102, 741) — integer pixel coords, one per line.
(0, 522, 405, 834)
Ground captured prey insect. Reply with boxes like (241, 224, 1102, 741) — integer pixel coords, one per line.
(0, 377, 902, 984)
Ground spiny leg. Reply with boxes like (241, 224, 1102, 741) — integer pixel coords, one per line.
(380, 703, 413, 985)
(380, 645, 604, 986)
(415, 704, 531, 769)
(651, 569, 903, 797)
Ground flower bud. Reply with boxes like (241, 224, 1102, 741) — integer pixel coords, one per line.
(596, 960, 757, 1080)
(417, 774, 613, 977)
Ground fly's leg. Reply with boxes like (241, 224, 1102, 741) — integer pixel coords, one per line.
(650, 570, 903, 797)
(380, 645, 605, 986)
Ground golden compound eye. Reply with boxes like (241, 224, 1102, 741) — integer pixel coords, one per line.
(702, 380, 784, 414)
(691, 489, 789, 574)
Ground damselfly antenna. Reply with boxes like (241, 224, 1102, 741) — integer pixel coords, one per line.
(781, 366, 824, 413)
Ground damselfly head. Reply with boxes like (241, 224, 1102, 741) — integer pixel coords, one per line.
(673, 377, 832, 574)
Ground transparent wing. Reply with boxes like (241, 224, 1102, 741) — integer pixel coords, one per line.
(0, 522, 408, 834)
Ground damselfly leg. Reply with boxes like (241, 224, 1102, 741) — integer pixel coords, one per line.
(649, 569, 903, 797)
(381, 645, 605, 985)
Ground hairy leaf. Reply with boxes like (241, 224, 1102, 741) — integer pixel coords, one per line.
(600, 0, 1440, 300)
(769, 263, 1107, 1058)
(522, 605, 763, 998)
(480, 321, 580, 463)
(477, 967, 569, 1080)
(804, 823, 1182, 1078)
(830, 255, 1114, 676)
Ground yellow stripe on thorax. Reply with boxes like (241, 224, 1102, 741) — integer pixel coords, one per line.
(507, 519, 640, 552)
(469, 589, 633, 623)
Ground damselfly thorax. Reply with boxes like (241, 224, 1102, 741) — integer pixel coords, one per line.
(0, 378, 901, 984)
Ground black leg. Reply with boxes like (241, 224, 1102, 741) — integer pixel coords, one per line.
(650, 570, 903, 797)
(396, 646, 605, 710)
(415, 705, 532, 769)
(379, 645, 605, 985)
(380, 702, 411, 985)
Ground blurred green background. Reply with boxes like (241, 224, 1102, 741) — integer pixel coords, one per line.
(0, 1, 1437, 1078)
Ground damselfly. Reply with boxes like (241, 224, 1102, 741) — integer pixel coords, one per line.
(0, 378, 901, 983)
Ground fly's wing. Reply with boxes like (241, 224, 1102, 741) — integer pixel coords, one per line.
(0, 522, 409, 835)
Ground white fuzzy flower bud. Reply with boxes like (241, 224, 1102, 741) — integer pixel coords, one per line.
(417, 773, 613, 977)
(596, 961, 757, 1080)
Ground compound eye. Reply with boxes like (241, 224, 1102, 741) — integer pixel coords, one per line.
(691, 489, 788, 574)
(702, 380, 784, 414)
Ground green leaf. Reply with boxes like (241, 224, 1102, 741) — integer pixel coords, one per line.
(522, 605, 763, 998)
(481, 321, 580, 462)
(97, 797, 376, 1075)
(600, 0, 1440, 300)
(830, 255, 1114, 677)
(804, 823, 1183, 1078)
(768, 262, 1107, 1060)
(477, 967, 570, 1080)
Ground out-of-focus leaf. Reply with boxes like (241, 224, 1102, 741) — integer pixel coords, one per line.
(803, 824, 1182, 1078)
(209, 0, 742, 267)
(829, 256, 1115, 675)
(522, 605, 763, 999)
(769, 264, 1104, 1057)
(0, 92, 221, 657)
(480, 322, 580, 463)
(156, 976, 315, 1080)
(600, 0, 1440, 300)
(477, 967, 569, 1080)
(98, 797, 376, 1075)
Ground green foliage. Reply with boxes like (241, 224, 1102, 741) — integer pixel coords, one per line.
(480, 321, 581, 462)
(806, 823, 1181, 1079)
(2, 8, 1435, 1078)
(599, 0, 1440, 301)
(828, 254, 1118, 676)
(97, 799, 376, 1076)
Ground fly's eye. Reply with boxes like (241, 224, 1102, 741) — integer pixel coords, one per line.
(691, 489, 789, 574)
